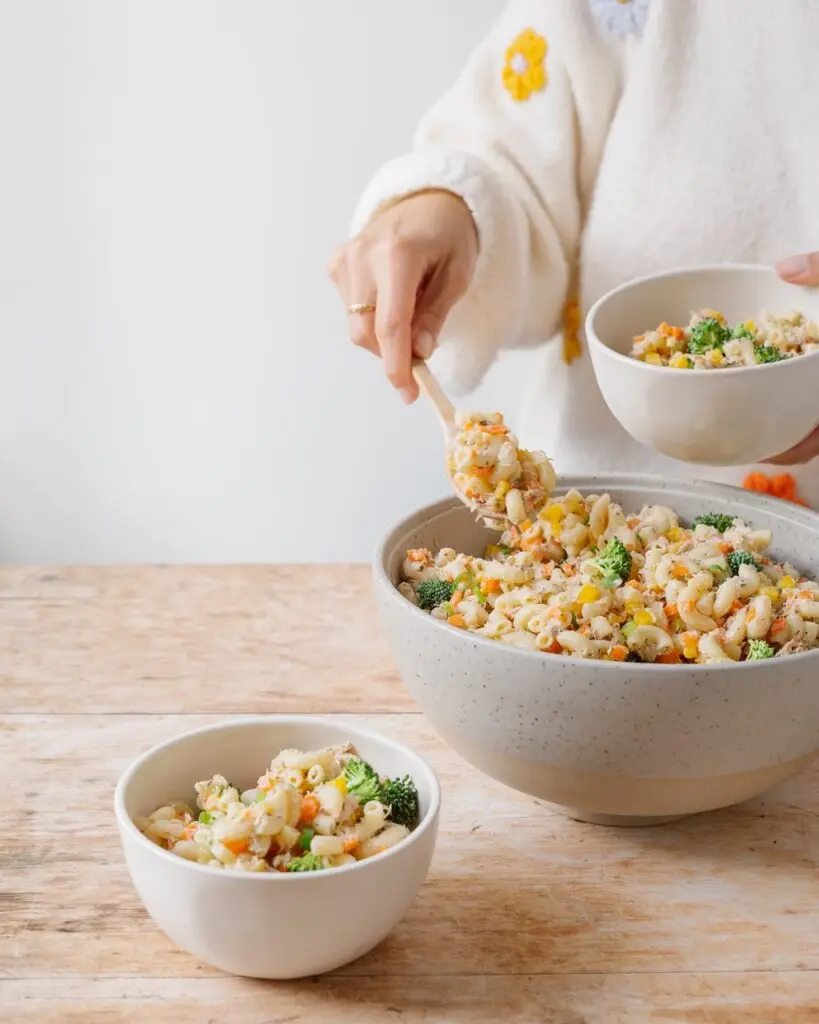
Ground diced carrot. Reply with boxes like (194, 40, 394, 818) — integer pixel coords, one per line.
(483, 578, 502, 594)
(609, 645, 628, 661)
(223, 838, 249, 856)
(450, 589, 463, 608)
(299, 795, 320, 823)
(483, 424, 509, 436)
(798, 590, 815, 599)
(665, 603, 678, 619)
(545, 639, 562, 654)
(680, 631, 698, 645)
(656, 651, 681, 664)
(770, 473, 797, 500)
(448, 614, 467, 628)
(731, 600, 743, 612)
(743, 472, 772, 494)
(343, 837, 359, 854)
(407, 548, 430, 562)
(717, 542, 732, 554)
(472, 465, 494, 480)
(671, 564, 690, 580)
(771, 617, 787, 634)
(669, 326, 685, 340)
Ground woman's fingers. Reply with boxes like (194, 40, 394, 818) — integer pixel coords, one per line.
(328, 244, 379, 355)
(375, 249, 424, 403)
(764, 426, 819, 465)
(776, 252, 819, 285)
(412, 257, 473, 359)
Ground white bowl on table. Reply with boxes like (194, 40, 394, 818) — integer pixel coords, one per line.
(374, 476, 819, 827)
(115, 716, 440, 979)
(586, 264, 819, 466)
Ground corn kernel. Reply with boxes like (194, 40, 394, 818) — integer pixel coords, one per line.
(709, 349, 724, 366)
(779, 575, 795, 589)
(667, 527, 684, 542)
(334, 776, 348, 795)
(495, 480, 511, 500)
(485, 544, 501, 559)
(625, 601, 643, 616)
(633, 609, 654, 627)
(760, 586, 779, 603)
(669, 353, 692, 369)
(520, 519, 533, 532)
(577, 584, 599, 604)
(683, 643, 699, 660)
(643, 352, 663, 365)
(702, 308, 726, 325)
(540, 504, 565, 524)
(745, 319, 756, 332)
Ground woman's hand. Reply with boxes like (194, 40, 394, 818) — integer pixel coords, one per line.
(328, 190, 478, 403)
(765, 252, 819, 465)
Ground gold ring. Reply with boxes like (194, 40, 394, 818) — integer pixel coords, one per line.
(347, 302, 376, 315)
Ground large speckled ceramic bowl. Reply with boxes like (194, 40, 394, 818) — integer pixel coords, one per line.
(374, 475, 819, 826)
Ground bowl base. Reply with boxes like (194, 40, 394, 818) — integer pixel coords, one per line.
(543, 803, 691, 827)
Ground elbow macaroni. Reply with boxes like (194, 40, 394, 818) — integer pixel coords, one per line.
(137, 744, 419, 873)
(447, 411, 556, 528)
(630, 309, 819, 368)
(400, 489, 819, 665)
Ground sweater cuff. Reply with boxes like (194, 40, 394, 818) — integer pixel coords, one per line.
(351, 149, 514, 394)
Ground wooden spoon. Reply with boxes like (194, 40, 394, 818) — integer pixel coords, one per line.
(411, 360, 507, 529)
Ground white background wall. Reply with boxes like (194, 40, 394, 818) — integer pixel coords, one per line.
(0, 0, 536, 563)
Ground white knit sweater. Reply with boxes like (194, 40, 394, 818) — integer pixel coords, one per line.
(352, 0, 819, 506)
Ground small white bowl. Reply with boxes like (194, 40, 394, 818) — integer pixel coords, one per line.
(586, 264, 819, 466)
(115, 716, 440, 979)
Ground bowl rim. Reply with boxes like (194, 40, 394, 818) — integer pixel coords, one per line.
(585, 262, 819, 377)
(114, 715, 441, 880)
(374, 475, 819, 673)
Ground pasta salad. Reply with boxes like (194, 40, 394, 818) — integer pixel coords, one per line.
(399, 490, 819, 665)
(137, 744, 420, 872)
(448, 410, 556, 527)
(629, 310, 819, 368)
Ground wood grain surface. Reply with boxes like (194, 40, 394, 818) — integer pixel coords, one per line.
(2, 567, 818, 1023)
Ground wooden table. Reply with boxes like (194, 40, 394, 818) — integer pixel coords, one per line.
(3, 566, 819, 1023)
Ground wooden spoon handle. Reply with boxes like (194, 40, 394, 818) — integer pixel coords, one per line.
(412, 360, 457, 428)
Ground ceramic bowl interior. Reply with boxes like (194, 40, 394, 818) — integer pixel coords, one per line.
(586, 264, 819, 465)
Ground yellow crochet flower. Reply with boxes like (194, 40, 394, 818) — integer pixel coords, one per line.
(562, 296, 583, 364)
(502, 29, 548, 102)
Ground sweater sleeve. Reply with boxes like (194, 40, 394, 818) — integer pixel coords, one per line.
(351, 0, 623, 393)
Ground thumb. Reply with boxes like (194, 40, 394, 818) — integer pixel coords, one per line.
(411, 261, 472, 360)
(776, 251, 819, 285)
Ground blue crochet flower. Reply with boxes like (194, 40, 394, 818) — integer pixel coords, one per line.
(588, 0, 650, 38)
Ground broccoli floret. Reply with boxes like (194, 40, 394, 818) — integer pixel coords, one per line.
(342, 757, 383, 804)
(688, 317, 731, 355)
(755, 344, 786, 364)
(691, 513, 735, 533)
(593, 538, 632, 587)
(731, 323, 756, 341)
(746, 639, 776, 661)
(727, 550, 762, 576)
(381, 775, 420, 828)
(416, 578, 455, 611)
(286, 853, 325, 872)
